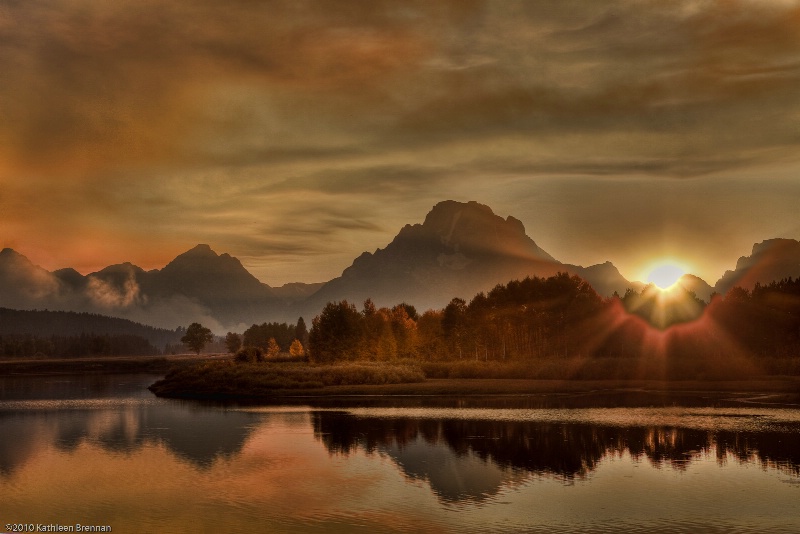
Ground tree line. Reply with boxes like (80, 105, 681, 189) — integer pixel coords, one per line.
(0, 307, 183, 349)
(0, 333, 161, 358)
(206, 318, 310, 360)
(306, 273, 800, 369)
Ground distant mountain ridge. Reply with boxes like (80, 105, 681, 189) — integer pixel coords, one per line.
(715, 239, 800, 294)
(307, 201, 653, 312)
(306, 200, 561, 312)
(0, 244, 281, 332)
(2, 201, 799, 332)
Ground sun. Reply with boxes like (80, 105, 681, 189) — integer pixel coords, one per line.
(646, 262, 686, 290)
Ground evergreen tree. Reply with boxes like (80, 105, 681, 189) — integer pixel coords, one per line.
(295, 317, 309, 346)
(308, 301, 362, 363)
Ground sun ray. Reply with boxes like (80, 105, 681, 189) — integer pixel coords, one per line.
(646, 262, 687, 290)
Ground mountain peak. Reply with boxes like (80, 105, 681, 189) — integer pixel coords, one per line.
(313, 200, 561, 311)
(157, 244, 274, 304)
(716, 238, 800, 293)
(0, 247, 37, 269)
(418, 200, 553, 261)
(1, 247, 24, 259)
(423, 200, 497, 235)
(677, 273, 713, 301)
(182, 244, 218, 258)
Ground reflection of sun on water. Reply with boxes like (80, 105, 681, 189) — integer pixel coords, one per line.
(646, 262, 686, 290)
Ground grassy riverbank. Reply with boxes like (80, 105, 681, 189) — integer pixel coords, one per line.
(0, 353, 232, 375)
(146, 357, 800, 403)
(148, 360, 426, 399)
(4, 354, 798, 403)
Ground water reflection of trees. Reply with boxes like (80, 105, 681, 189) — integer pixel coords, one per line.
(52, 404, 258, 468)
(313, 412, 800, 501)
(0, 404, 259, 476)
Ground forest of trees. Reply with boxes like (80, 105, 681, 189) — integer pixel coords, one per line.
(0, 332, 160, 358)
(5, 274, 799, 367)
(242, 318, 308, 352)
(0, 308, 180, 357)
(0, 308, 183, 348)
(230, 318, 310, 361)
(306, 273, 800, 369)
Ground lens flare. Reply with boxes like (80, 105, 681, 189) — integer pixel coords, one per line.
(646, 263, 686, 290)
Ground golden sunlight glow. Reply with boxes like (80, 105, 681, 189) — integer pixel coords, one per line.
(646, 262, 686, 290)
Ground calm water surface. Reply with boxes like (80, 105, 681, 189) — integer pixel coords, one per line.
(2, 374, 800, 533)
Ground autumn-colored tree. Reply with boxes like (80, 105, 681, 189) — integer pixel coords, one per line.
(289, 339, 305, 357)
(266, 337, 281, 359)
(416, 310, 444, 360)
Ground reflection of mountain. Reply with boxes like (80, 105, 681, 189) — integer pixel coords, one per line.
(0, 403, 259, 475)
(384, 435, 525, 503)
(0, 414, 39, 476)
(52, 405, 258, 468)
(313, 412, 800, 503)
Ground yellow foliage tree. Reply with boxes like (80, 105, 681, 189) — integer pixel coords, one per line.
(266, 337, 281, 359)
(289, 339, 305, 357)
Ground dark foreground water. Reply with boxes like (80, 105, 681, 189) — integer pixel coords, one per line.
(2, 374, 800, 533)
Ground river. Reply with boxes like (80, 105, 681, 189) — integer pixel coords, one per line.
(1, 374, 799, 533)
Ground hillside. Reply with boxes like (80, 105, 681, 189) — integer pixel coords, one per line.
(0, 308, 182, 349)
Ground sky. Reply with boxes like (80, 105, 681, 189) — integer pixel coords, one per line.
(2, 0, 800, 286)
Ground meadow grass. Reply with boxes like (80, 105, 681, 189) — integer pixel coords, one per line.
(148, 360, 426, 398)
(415, 354, 771, 381)
(148, 353, 800, 400)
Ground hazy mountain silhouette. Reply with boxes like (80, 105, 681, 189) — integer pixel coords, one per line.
(306, 201, 651, 313)
(2, 203, 641, 331)
(3, 203, 800, 332)
(0, 245, 281, 331)
(142, 244, 277, 326)
(0, 248, 63, 309)
(271, 282, 325, 301)
(715, 238, 800, 294)
(678, 274, 714, 301)
(306, 200, 561, 313)
(567, 261, 645, 297)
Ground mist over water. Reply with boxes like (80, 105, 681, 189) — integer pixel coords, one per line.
(2, 374, 800, 533)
